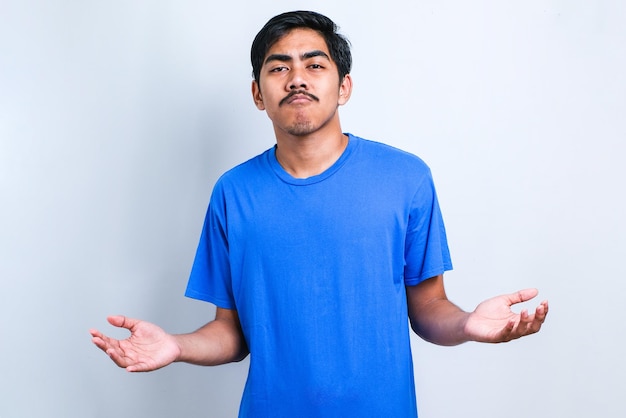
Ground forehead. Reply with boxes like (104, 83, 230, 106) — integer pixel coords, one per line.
(265, 28, 330, 59)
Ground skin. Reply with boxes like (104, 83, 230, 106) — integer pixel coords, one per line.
(90, 28, 548, 372)
(90, 308, 247, 372)
(407, 275, 548, 346)
(252, 28, 353, 179)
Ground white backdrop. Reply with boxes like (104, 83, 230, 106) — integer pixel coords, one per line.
(1, 1, 625, 417)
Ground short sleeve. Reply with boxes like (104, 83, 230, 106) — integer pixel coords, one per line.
(403, 171, 453, 285)
(185, 183, 236, 309)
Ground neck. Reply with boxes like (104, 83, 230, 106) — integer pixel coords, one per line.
(274, 126, 348, 179)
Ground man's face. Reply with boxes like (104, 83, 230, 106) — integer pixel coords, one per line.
(252, 28, 352, 137)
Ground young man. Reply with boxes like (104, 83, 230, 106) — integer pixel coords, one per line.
(91, 11, 548, 417)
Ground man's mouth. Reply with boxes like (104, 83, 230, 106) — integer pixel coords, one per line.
(280, 90, 320, 106)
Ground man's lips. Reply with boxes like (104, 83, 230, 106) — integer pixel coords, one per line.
(279, 90, 320, 106)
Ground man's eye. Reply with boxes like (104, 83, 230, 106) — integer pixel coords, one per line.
(270, 66, 287, 72)
(309, 64, 323, 69)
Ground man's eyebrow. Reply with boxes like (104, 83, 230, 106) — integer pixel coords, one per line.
(264, 54, 292, 65)
(264, 50, 330, 65)
(301, 50, 330, 60)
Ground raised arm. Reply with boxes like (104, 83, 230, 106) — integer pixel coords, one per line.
(90, 307, 248, 372)
(406, 275, 548, 346)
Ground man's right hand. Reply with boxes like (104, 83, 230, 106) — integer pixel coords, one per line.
(90, 315, 181, 372)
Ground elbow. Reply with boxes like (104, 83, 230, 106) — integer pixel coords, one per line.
(409, 317, 431, 342)
(232, 345, 250, 363)
(409, 316, 466, 347)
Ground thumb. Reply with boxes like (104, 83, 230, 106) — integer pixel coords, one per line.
(107, 315, 139, 330)
(508, 288, 539, 305)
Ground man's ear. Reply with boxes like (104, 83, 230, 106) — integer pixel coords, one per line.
(252, 80, 265, 110)
(338, 74, 353, 106)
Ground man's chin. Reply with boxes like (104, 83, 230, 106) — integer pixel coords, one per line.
(285, 122, 315, 137)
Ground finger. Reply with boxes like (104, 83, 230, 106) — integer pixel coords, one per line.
(535, 301, 548, 320)
(89, 328, 110, 349)
(526, 302, 549, 334)
(541, 300, 548, 316)
(105, 347, 133, 369)
(127, 362, 153, 373)
(495, 318, 518, 343)
(89, 328, 117, 342)
(480, 318, 516, 343)
(116, 355, 159, 373)
(514, 302, 548, 337)
(107, 315, 139, 330)
(89, 328, 103, 339)
(91, 331, 120, 353)
(91, 335, 109, 352)
(515, 309, 533, 337)
(508, 288, 539, 305)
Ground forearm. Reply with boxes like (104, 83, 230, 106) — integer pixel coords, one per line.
(406, 275, 473, 346)
(175, 313, 248, 366)
(409, 298, 471, 346)
(407, 278, 549, 345)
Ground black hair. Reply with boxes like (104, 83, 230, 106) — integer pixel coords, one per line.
(250, 11, 352, 83)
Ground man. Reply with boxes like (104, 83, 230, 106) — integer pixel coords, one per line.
(91, 11, 548, 417)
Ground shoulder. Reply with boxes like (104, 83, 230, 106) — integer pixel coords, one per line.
(349, 134, 432, 177)
(215, 147, 273, 187)
(206, 148, 275, 205)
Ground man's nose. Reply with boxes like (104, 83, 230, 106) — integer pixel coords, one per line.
(288, 66, 307, 90)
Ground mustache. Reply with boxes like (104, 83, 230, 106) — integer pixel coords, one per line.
(279, 90, 320, 106)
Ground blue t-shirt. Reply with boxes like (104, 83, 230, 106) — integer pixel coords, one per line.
(186, 134, 452, 417)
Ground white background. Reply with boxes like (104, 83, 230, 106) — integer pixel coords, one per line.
(1, 1, 624, 417)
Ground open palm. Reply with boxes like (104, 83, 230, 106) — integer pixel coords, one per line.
(90, 315, 181, 372)
(465, 288, 548, 343)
